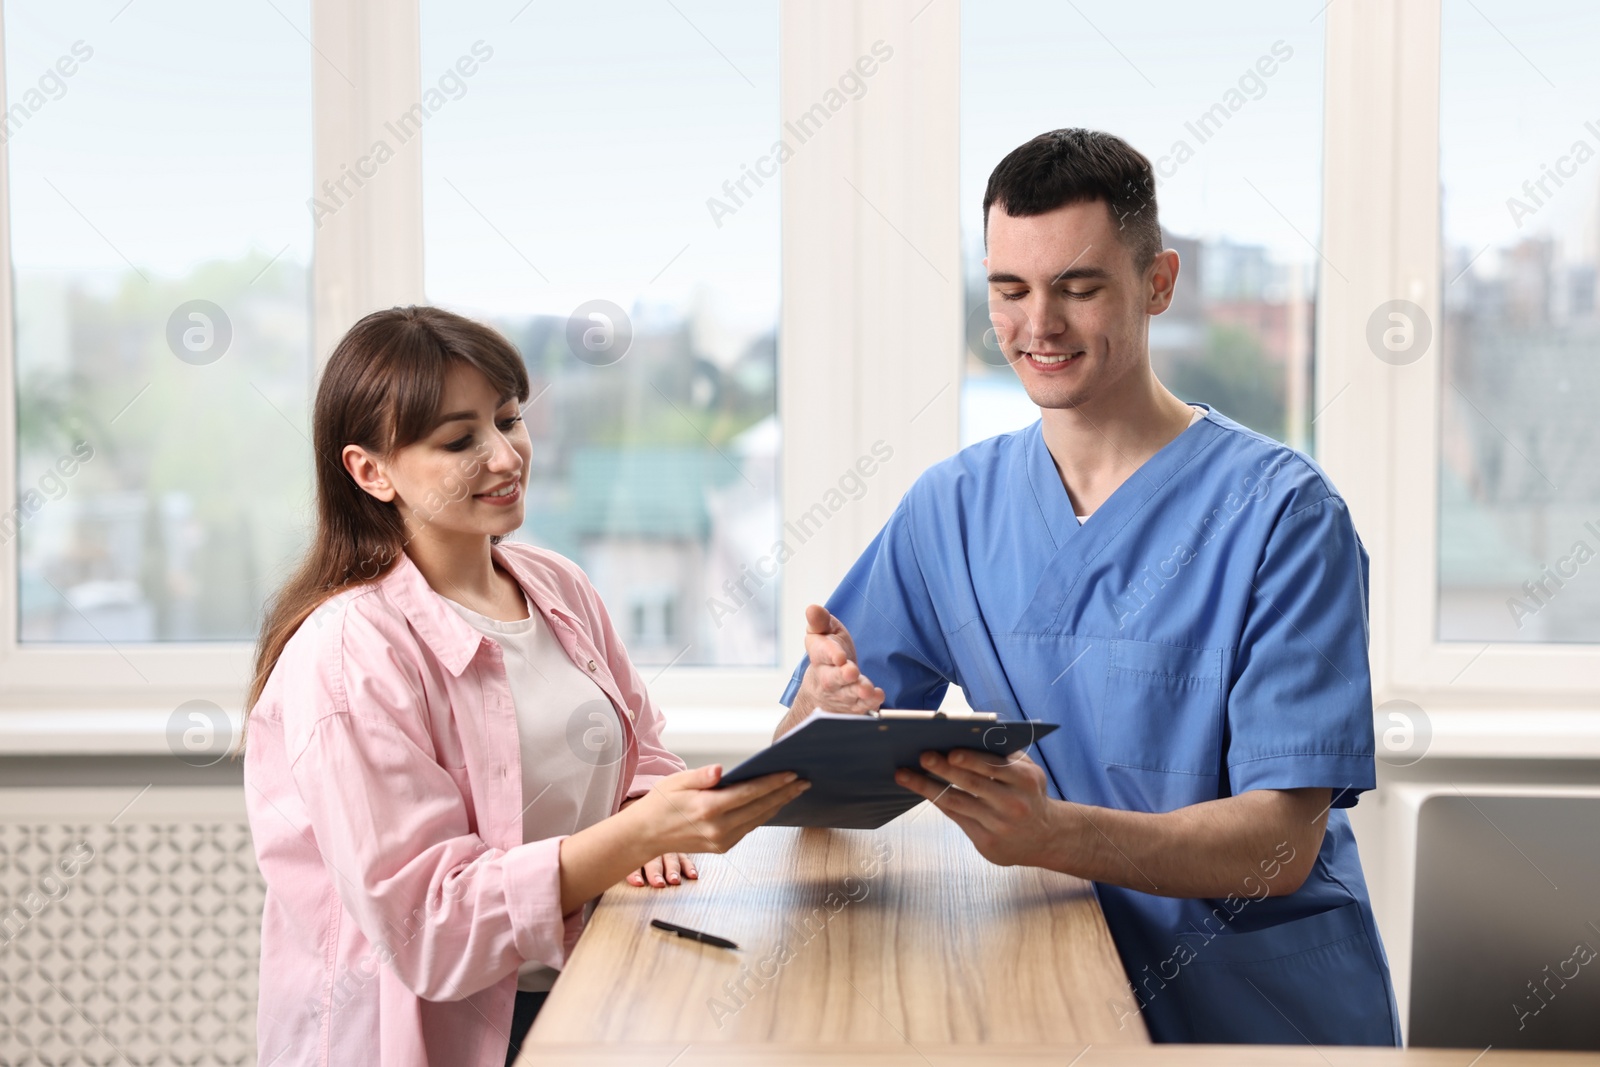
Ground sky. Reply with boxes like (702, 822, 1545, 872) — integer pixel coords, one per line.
(6, 0, 1594, 317)
(1439, 0, 1600, 268)
(417, 0, 780, 335)
(5, 0, 313, 281)
(961, 0, 1327, 273)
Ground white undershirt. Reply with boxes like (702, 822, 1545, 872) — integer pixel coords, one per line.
(1074, 405, 1206, 525)
(440, 587, 623, 991)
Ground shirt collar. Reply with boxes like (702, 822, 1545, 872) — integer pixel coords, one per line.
(376, 540, 571, 677)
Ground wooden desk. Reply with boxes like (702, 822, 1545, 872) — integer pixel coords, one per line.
(527, 802, 1147, 1045)
(517, 1044, 1600, 1066)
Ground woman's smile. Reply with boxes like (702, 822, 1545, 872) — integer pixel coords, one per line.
(474, 479, 521, 506)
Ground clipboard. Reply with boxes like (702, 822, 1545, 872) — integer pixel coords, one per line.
(716, 710, 1058, 829)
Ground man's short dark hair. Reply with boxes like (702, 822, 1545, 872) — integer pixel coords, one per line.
(982, 128, 1162, 271)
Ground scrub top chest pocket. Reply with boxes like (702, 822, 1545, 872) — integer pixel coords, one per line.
(1098, 639, 1225, 778)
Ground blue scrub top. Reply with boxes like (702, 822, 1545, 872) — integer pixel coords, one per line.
(781, 407, 1401, 1045)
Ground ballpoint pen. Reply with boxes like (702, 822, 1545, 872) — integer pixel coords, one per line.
(650, 918, 739, 950)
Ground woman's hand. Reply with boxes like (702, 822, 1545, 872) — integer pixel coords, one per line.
(616, 797, 698, 886)
(624, 764, 809, 857)
(625, 852, 699, 888)
(558, 764, 808, 913)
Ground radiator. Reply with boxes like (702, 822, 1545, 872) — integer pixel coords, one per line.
(0, 788, 261, 1066)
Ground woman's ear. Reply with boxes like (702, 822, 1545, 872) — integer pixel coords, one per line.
(342, 444, 395, 502)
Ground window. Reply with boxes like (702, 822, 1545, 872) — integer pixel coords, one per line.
(1436, 0, 1600, 644)
(11, 2, 1579, 716)
(8, 0, 313, 643)
(418, 1, 780, 667)
(959, 0, 1323, 451)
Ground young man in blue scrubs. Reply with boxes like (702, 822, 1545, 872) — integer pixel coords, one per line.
(776, 128, 1401, 1045)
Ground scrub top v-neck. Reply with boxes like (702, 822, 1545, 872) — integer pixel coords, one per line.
(1072, 405, 1206, 526)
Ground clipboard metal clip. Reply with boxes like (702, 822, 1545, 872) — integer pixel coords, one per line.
(874, 709, 999, 722)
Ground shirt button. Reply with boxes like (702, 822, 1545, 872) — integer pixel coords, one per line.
(587, 660, 597, 672)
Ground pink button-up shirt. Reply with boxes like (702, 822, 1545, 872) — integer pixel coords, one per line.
(244, 539, 684, 1066)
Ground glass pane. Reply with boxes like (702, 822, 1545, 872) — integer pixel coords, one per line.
(1438, 1, 1600, 643)
(9, 1, 313, 642)
(420, 1, 780, 666)
(959, 2, 1322, 450)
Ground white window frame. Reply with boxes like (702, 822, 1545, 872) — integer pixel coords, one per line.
(0, 0, 963, 726)
(19, 0, 1586, 736)
(0, 0, 428, 717)
(1318, 0, 1600, 717)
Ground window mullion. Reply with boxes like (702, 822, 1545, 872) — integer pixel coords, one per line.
(778, 0, 961, 664)
(310, 0, 426, 368)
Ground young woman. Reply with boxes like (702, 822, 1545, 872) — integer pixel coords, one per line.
(242, 306, 806, 1067)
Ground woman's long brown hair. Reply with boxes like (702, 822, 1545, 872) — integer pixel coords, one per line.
(242, 306, 530, 743)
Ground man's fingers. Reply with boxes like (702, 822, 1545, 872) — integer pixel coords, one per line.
(804, 631, 850, 668)
(662, 853, 682, 885)
(803, 665, 883, 715)
(838, 680, 884, 712)
(895, 767, 953, 804)
(894, 768, 989, 823)
(805, 604, 856, 655)
(919, 751, 1010, 801)
(815, 663, 864, 691)
(814, 663, 867, 695)
(953, 747, 1035, 776)
(814, 664, 881, 700)
(800, 606, 877, 712)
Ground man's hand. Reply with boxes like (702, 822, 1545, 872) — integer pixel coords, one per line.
(898, 751, 1330, 900)
(895, 749, 1054, 867)
(801, 605, 885, 714)
(775, 605, 885, 737)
